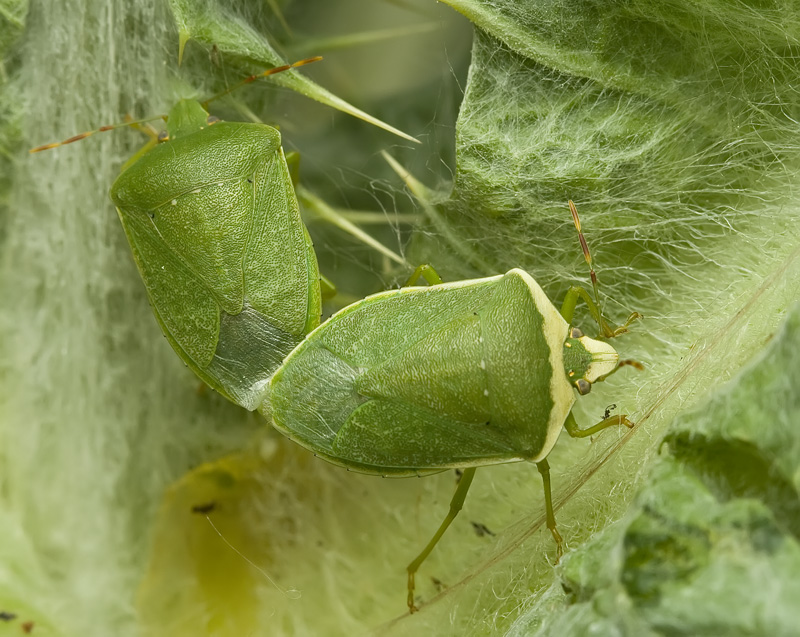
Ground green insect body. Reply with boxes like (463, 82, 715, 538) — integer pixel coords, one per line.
(266, 207, 640, 611)
(110, 99, 321, 410)
(268, 268, 617, 473)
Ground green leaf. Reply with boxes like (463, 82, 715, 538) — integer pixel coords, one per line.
(168, 0, 419, 142)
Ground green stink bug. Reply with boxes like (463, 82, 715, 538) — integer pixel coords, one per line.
(267, 201, 641, 611)
(31, 59, 324, 411)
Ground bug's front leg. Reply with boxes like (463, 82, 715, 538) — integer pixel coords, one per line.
(406, 466, 476, 613)
(535, 412, 634, 561)
(559, 286, 641, 339)
(563, 410, 634, 438)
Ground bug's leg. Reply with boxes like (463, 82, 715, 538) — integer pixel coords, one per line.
(120, 138, 160, 173)
(126, 116, 161, 141)
(536, 458, 563, 559)
(118, 117, 164, 172)
(563, 410, 634, 438)
(405, 264, 443, 287)
(560, 285, 605, 332)
(559, 285, 641, 339)
(407, 467, 476, 613)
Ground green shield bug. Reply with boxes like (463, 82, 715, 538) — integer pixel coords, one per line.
(31, 58, 324, 410)
(267, 200, 641, 611)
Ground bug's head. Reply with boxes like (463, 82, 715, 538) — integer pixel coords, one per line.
(562, 327, 619, 395)
(165, 99, 219, 141)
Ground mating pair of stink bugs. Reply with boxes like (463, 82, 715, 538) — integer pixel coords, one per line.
(32, 58, 641, 612)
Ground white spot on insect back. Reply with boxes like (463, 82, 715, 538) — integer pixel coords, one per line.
(479, 360, 486, 370)
(483, 389, 489, 397)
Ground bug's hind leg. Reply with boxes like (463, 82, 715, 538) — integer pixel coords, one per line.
(406, 467, 476, 613)
(536, 458, 564, 560)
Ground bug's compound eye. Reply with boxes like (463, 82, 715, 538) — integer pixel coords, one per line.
(157, 130, 169, 142)
(207, 115, 220, 126)
(570, 327, 584, 339)
(575, 379, 591, 395)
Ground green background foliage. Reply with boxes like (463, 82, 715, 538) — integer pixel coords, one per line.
(1, 0, 798, 635)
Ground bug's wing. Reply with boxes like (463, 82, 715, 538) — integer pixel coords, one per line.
(241, 147, 321, 338)
(111, 122, 320, 409)
(333, 400, 520, 474)
(269, 331, 520, 475)
(271, 274, 568, 474)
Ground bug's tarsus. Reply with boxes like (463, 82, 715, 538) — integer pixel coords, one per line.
(612, 311, 644, 337)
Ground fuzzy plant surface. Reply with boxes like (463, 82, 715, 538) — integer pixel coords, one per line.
(1, 1, 799, 636)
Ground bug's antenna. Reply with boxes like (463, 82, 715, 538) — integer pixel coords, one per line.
(29, 115, 167, 153)
(569, 200, 602, 312)
(29, 57, 322, 154)
(203, 56, 323, 108)
(569, 200, 642, 339)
